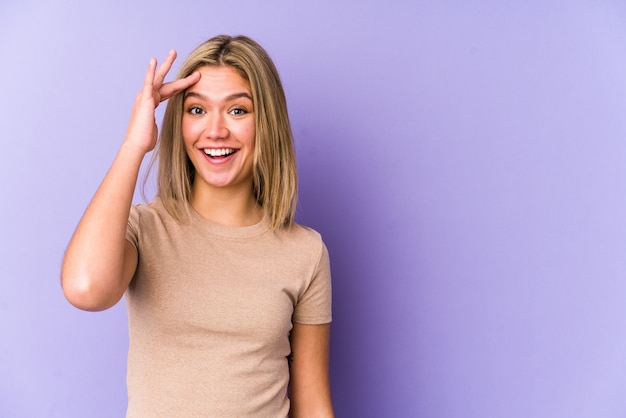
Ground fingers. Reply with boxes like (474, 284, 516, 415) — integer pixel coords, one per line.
(159, 71, 201, 102)
(142, 57, 157, 91)
(142, 50, 201, 104)
(154, 50, 176, 87)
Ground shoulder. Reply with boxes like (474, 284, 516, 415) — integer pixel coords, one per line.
(274, 222, 329, 260)
(131, 197, 165, 216)
(130, 198, 175, 224)
(278, 222, 324, 245)
(128, 198, 184, 239)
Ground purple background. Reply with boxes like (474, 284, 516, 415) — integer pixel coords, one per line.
(2, 1, 626, 416)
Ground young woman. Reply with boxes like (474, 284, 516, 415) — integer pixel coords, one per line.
(61, 35, 334, 417)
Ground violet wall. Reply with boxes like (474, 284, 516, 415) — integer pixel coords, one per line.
(2, 1, 626, 416)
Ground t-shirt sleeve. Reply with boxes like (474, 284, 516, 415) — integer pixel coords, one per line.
(293, 241, 332, 325)
(125, 204, 140, 251)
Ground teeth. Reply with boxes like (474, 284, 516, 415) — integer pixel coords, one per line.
(204, 148, 236, 157)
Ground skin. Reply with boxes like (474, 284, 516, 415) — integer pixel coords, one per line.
(61, 51, 333, 417)
(61, 51, 199, 311)
(182, 66, 262, 226)
(289, 323, 334, 418)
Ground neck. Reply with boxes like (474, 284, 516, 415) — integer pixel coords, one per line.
(190, 182, 263, 227)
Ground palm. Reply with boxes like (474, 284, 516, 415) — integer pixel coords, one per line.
(125, 51, 200, 154)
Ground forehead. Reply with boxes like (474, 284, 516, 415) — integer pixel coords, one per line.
(186, 65, 251, 98)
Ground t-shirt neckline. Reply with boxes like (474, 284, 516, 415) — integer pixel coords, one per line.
(188, 203, 269, 239)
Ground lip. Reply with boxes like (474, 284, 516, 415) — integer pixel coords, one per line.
(199, 147, 240, 164)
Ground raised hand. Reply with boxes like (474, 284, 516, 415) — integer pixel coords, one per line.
(125, 50, 200, 154)
(62, 50, 200, 312)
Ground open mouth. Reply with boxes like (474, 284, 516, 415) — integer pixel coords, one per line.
(203, 148, 238, 159)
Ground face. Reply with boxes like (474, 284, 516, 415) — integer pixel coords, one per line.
(182, 65, 256, 195)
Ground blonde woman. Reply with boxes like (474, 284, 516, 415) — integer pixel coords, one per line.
(62, 35, 333, 417)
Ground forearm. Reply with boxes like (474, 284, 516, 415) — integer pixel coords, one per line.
(289, 378, 334, 418)
(61, 52, 200, 311)
(61, 141, 145, 311)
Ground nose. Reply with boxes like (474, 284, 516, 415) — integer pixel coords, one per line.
(203, 112, 229, 140)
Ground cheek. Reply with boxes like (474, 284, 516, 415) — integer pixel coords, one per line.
(242, 123, 256, 147)
(181, 119, 197, 146)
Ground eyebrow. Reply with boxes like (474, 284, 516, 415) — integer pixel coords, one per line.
(183, 91, 253, 102)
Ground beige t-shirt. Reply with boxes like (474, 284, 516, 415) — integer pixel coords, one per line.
(124, 199, 332, 417)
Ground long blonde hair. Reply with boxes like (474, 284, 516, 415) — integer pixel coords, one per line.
(146, 35, 297, 230)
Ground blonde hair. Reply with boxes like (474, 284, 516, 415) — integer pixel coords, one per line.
(147, 35, 297, 230)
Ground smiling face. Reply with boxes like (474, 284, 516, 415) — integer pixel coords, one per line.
(182, 65, 256, 197)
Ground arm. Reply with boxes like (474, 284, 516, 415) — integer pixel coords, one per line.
(288, 323, 334, 418)
(60, 51, 200, 311)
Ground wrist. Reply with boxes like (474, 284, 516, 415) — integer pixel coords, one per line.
(120, 139, 151, 158)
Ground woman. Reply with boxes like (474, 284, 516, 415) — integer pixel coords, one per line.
(61, 35, 334, 417)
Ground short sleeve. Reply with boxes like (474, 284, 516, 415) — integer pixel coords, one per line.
(125, 205, 140, 251)
(292, 242, 332, 324)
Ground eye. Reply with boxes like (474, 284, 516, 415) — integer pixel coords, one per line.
(230, 107, 248, 116)
(187, 105, 205, 115)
